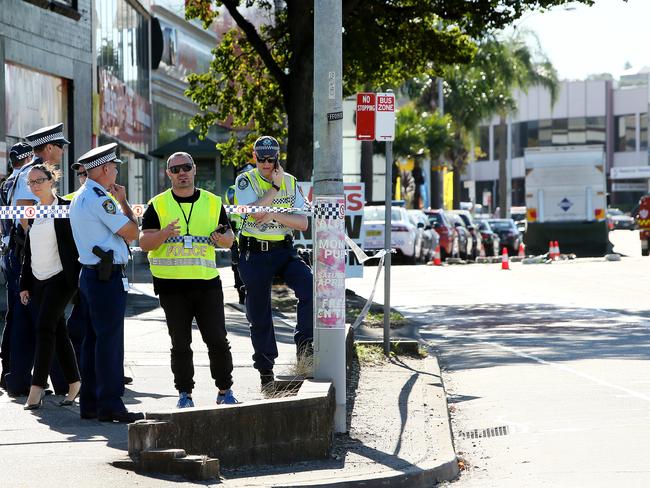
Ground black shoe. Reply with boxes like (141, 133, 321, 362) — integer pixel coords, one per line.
(123, 376, 133, 385)
(259, 369, 274, 393)
(98, 411, 144, 423)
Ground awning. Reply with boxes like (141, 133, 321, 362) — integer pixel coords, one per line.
(149, 129, 231, 159)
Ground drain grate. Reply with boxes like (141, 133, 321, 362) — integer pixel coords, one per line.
(459, 425, 509, 439)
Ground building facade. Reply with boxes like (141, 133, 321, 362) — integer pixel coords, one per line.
(467, 78, 649, 213)
(0, 0, 93, 193)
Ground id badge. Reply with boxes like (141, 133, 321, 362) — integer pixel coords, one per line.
(122, 277, 130, 291)
(183, 235, 193, 249)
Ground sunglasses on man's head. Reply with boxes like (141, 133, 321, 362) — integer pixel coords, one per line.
(168, 163, 194, 174)
(77, 171, 87, 178)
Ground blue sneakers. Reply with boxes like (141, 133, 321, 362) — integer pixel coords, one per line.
(216, 389, 239, 405)
(176, 392, 194, 408)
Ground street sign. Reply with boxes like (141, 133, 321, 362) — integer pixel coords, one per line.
(375, 92, 395, 141)
(356, 92, 376, 140)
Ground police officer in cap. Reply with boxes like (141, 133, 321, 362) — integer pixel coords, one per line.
(0, 142, 33, 391)
(235, 136, 313, 390)
(69, 143, 143, 423)
(224, 163, 253, 305)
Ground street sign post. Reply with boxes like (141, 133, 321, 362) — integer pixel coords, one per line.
(355, 93, 376, 141)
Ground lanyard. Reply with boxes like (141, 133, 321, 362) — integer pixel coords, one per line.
(176, 199, 195, 236)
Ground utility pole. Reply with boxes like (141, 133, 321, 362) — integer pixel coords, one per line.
(313, 0, 346, 433)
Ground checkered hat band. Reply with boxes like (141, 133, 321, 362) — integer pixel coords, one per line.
(14, 151, 34, 160)
(83, 152, 118, 170)
(165, 236, 214, 246)
(29, 131, 65, 147)
(314, 202, 344, 220)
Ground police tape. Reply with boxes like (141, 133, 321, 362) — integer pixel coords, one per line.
(0, 203, 312, 219)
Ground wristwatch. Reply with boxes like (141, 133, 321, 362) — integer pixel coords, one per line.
(271, 182, 281, 192)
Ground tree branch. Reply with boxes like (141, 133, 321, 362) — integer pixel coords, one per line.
(220, 0, 289, 97)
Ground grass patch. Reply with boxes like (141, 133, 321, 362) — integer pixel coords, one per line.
(355, 343, 388, 365)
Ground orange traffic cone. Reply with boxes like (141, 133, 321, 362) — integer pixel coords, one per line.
(518, 242, 525, 258)
(554, 240, 561, 259)
(431, 245, 442, 266)
(548, 241, 555, 259)
(501, 247, 510, 270)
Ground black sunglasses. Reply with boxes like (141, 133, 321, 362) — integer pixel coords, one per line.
(77, 171, 87, 178)
(52, 142, 65, 149)
(168, 163, 194, 174)
(256, 156, 278, 164)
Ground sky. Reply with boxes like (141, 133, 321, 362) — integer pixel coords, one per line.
(516, 0, 650, 81)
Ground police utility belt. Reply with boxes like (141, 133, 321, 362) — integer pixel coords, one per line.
(240, 235, 294, 253)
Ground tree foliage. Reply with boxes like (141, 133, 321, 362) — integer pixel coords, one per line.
(185, 0, 594, 179)
(394, 103, 452, 161)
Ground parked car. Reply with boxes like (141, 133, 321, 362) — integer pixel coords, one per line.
(407, 209, 439, 262)
(487, 218, 522, 255)
(451, 209, 480, 260)
(363, 205, 418, 264)
(607, 208, 635, 230)
(424, 209, 458, 259)
(476, 219, 500, 256)
(446, 212, 472, 260)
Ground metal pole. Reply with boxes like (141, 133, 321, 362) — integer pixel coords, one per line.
(313, 0, 346, 433)
(383, 141, 392, 356)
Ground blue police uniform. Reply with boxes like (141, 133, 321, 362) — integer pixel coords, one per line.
(234, 136, 313, 384)
(69, 143, 140, 422)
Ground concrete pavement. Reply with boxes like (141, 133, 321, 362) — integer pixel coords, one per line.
(0, 259, 459, 487)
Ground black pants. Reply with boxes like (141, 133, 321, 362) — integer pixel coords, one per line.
(31, 272, 79, 388)
(159, 281, 233, 393)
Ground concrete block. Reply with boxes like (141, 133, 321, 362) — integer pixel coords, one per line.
(172, 455, 220, 480)
(130, 380, 335, 469)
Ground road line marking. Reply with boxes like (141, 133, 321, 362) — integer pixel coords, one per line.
(482, 340, 650, 403)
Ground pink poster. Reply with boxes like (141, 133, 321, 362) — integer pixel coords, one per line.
(314, 196, 346, 329)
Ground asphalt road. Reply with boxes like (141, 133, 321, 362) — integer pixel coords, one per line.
(347, 237, 650, 487)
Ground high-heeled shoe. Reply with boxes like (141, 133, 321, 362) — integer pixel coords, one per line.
(24, 390, 45, 410)
(59, 383, 81, 406)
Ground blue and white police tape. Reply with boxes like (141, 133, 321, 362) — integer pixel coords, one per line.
(0, 203, 312, 219)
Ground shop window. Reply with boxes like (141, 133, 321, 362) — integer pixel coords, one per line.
(551, 118, 568, 145)
(615, 114, 636, 152)
(586, 116, 606, 145)
(538, 119, 552, 146)
(640, 113, 648, 151)
(23, 0, 80, 20)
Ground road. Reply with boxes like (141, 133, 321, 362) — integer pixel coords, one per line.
(347, 232, 650, 487)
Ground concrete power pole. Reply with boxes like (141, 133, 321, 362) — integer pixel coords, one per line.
(313, 0, 346, 433)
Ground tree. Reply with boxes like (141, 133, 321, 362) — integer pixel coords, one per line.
(185, 0, 591, 180)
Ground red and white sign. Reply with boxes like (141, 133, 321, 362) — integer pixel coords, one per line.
(355, 92, 376, 141)
(375, 92, 395, 141)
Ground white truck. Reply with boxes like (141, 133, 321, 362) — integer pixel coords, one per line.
(523, 145, 610, 256)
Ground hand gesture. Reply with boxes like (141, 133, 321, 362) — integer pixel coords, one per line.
(163, 219, 181, 239)
(108, 183, 127, 203)
(19, 290, 30, 306)
(272, 164, 284, 187)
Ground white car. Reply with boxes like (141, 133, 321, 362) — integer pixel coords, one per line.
(363, 206, 418, 264)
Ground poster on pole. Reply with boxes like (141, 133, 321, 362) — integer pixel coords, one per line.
(294, 183, 365, 278)
(313, 196, 346, 330)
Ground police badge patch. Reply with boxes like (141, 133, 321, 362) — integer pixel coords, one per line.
(102, 199, 117, 214)
(238, 177, 249, 190)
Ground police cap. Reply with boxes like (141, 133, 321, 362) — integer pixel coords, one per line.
(9, 142, 34, 165)
(77, 143, 124, 171)
(253, 136, 280, 160)
(25, 123, 70, 147)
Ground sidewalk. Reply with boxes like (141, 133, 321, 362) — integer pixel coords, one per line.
(0, 260, 458, 487)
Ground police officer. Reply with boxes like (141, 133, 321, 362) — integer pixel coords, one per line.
(235, 136, 313, 390)
(224, 163, 253, 305)
(0, 142, 33, 392)
(69, 143, 143, 423)
(139, 152, 238, 408)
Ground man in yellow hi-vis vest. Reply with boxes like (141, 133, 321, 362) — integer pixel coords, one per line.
(139, 152, 238, 408)
(235, 136, 312, 391)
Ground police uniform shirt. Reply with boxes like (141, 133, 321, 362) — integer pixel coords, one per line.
(141, 188, 231, 295)
(235, 170, 306, 207)
(69, 178, 130, 265)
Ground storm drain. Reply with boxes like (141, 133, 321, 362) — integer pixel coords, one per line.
(459, 425, 509, 439)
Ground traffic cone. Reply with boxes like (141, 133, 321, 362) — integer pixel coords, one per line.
(518, 242, 525, 258)
(548, 241, 555, 259)
(501, 247, 510, 270)
(431, 245, 442, 266)
(554, 240, 561, 259)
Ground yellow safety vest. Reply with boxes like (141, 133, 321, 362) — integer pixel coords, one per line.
(147, 189, 221, 280)
(240, 168, 296, 241)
